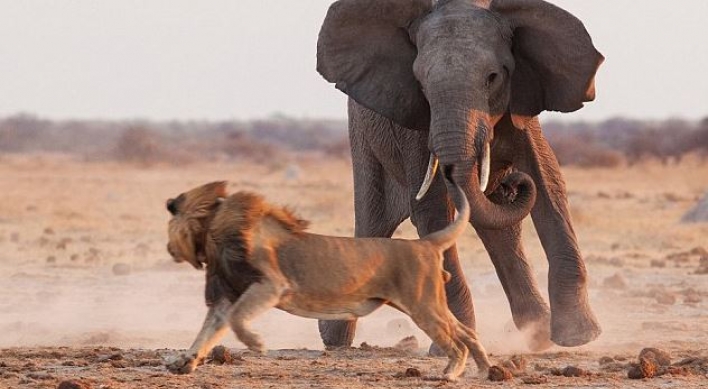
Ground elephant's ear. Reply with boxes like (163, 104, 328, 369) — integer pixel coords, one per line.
(490, 0, 604, 129)
(317, 0, 433, 131)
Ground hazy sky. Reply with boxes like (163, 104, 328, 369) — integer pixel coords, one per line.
(1, 1, 706, 122)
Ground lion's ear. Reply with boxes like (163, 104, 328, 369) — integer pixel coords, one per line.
(166, 198, 178, 215)
(176, 181, 228, 217)
(210, 181, 228, 199)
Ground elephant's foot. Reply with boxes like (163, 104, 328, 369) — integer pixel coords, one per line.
(551, 305, 601, 347)
(518, 317, 553, 352)
(548, 266, 601, 347)
(318, 319, 357, 349)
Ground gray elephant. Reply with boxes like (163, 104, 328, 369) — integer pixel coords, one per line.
(316, 0, 603, 351)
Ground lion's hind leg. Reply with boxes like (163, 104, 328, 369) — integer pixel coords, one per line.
(228, 280, 285, 354)
(456, 322, 491, 377)
(409, 311, 468, 381)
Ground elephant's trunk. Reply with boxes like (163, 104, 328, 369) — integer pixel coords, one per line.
(429, 109, 536, 229)
(458, 165, 536, 230)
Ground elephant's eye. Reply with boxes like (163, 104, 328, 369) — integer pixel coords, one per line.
(486, 72, 498, 87)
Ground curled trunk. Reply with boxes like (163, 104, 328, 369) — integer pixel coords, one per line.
(452, 165, 536, 230)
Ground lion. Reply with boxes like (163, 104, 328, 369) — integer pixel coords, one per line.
(164, 178, 491, 381)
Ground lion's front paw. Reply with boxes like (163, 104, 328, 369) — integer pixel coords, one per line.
(166, 351, 199, 374)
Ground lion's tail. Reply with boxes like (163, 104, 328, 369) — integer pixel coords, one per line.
(421, 178, 470, 252)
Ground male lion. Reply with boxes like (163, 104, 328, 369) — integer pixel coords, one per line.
(164, 178, 491, 381)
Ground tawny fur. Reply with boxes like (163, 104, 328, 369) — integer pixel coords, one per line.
(165, 181, 491, 381)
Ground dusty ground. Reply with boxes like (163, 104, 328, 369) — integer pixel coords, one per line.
(1, 153, 708, 388)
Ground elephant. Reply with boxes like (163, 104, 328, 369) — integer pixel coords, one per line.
(315, 0, 603, 352)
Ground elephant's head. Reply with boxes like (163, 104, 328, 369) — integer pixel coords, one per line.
(317, 0, 603, 228)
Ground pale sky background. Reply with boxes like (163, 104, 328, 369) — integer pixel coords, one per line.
(0, 1, 706, 123)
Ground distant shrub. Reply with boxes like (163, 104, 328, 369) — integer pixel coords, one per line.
(219, 130, 282, 163)
(549, 135, 624, 168)
(113, 126, 166, 166)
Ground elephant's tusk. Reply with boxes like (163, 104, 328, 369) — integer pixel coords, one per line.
(416, 154, 439, 201)
(479, 142, 490, 192)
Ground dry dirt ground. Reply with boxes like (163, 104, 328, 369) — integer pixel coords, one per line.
(1, 153, 708, 388)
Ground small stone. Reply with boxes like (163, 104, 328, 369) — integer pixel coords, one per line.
(598, 356, 614, 365)
(487, 365, 513, 381)
(655, 292, 676, 305)
(521, 375, 548, 385)
(639, 348, 671, 366)
(684, 293, 702, 304)
(561, 365, 588, 377)
(690, 247, 708, 257)
(628, 357, 657, 379)
(403, 367, 421, 378)
(57, 379, 92, 389)
(650, 259, 666, 268)
(111, 263, 131, 276)
(46, 256, 57, 264)
(44, 227, 55, 235)
(209, 345, 233, 365)
(501, 354, 527, 373)
(603, 273, 627, 289)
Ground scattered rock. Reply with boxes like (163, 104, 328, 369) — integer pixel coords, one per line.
(663, 192, 685, 202)
(403, 367, 421, 378)
(97, 353, 122, 362)
(560, 365, 588, 377)
(628, 357, 657, 379)
(684, 292, 702, 304)
(393, 336, 419, 353)
(521, 375, 548, 385)
(662, 366, 694, 376)
(598, 356, 614, 365)
(209, 345, 233, 365)
(487, 365, 513, 381)
(57, 380, 91, 389)
(586, 255, 624, 267)
(654, 292, 677, 305)
(111, 263, 131, 276)
(603, 273, 627, 289)
(695, 257, 708, 275)
(691, 246, 708, 257)
(10, 232, 20, 243)
(26, 372, 53, 380)
(110, 360, 129, 368)
(650, 259, 666, 268)
(56, 238, 72, 250)
(70, 254, 80, 261)
(46, 256, 57, 264)
(639, 348, 671, 366)
(501, 355, 527, 374)
(43, 227, 55, 235)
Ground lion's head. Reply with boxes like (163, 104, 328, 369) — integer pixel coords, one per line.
(166, 181, 227, 269)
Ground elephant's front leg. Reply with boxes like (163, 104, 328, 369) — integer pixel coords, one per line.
(520, 120, 601, 347)
(474, 222, 553, 351)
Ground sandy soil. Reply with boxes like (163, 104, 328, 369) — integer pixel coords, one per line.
(1, 153, 708, 388)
